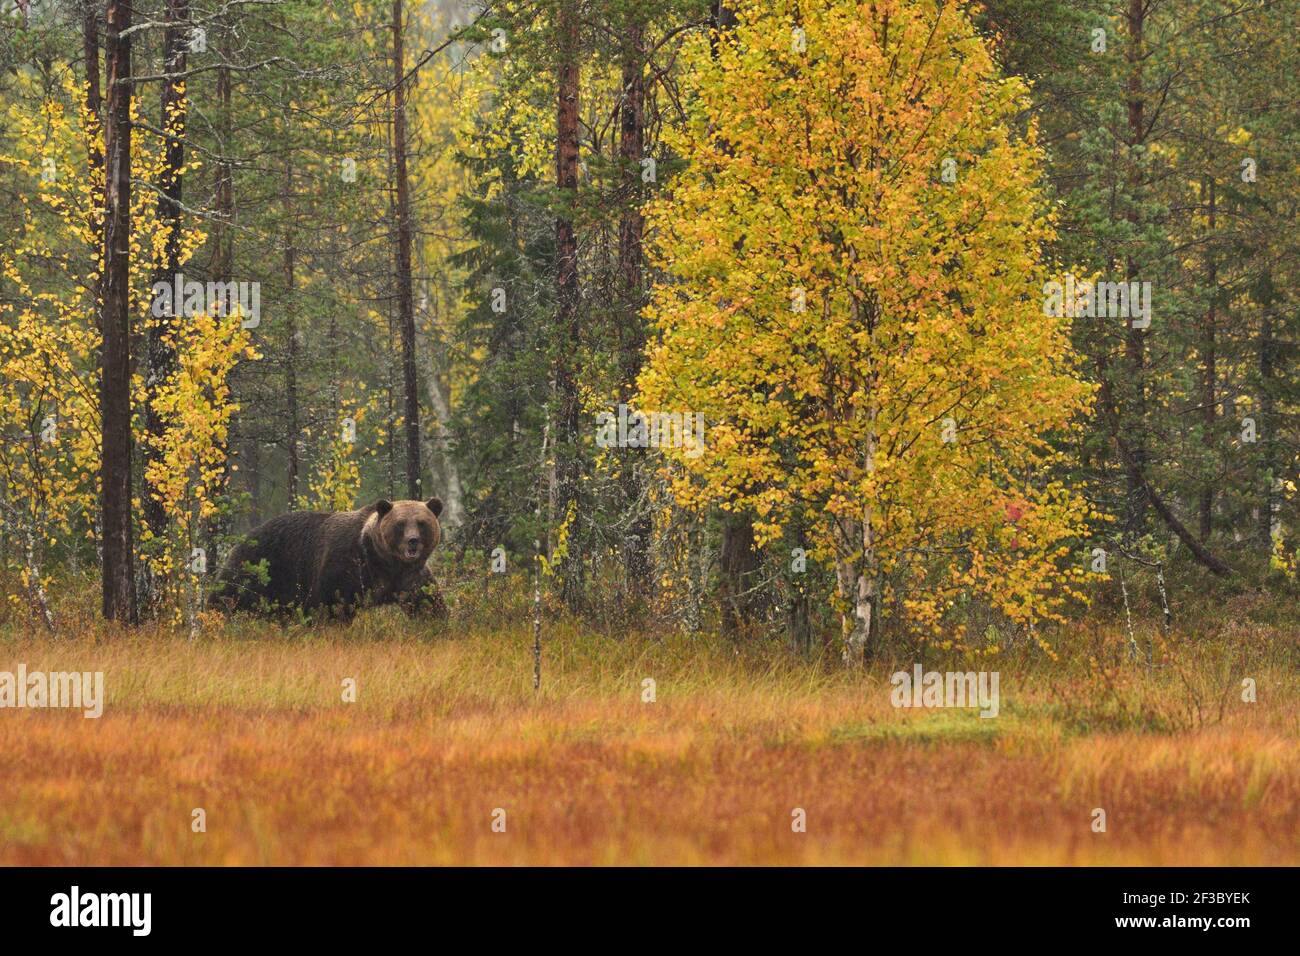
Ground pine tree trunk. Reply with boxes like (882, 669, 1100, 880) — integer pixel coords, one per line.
(100, 0, 137, 624)
(144, 0, 188, 560)
(1259, 293, 1278, 548)
(283, 157, 300, 503)
(618, 24, 650, 596)
(392, 0, 422, 498)
(1122, 0, 1149, 535)
(554, 2, 583, 608)
(206, 19, 234, 563)
(82, 0, 102, 338)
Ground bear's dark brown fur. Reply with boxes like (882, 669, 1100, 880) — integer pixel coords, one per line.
(212, 498, 447, 621)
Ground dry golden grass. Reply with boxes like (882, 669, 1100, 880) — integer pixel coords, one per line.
(0, 598, 1296, 865)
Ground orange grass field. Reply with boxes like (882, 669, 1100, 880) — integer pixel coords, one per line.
(0, 601, 1297, 866)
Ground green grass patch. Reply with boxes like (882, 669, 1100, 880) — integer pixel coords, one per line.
(827, 710, 1004, 746)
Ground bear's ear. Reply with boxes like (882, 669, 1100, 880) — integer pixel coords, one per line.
(425, 497, 443, 518)
(374, 499, 393, 518)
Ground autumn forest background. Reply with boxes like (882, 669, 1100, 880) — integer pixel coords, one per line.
(0, 0, 1297, 866)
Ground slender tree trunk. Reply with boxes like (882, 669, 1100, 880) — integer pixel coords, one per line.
(82, 2, 100, 120)
(283, 159, 300, 504)
(387, 332, 399, 501)
(555, 12, 581, 411)
(25, 526, 55, 632)
(1122, 0, 1149, 534)
(100, 0, 136, 623)
(144, 0, 188, 556)
(1198, 177, 1216, 541)
(1259, 292, 1278, 548)
(384, 107, 399, 499)
(617, 28, 645, 330)
(420, 280, 464, 528)
(618, 24, 650, 595)
(214, 40, 233, 282)
(782, 517, 814, 652)
(834, 516, 876, 665)
(206, 21, 234, 558)
(848, 487, 878, 664)
(391, 0, 422, 498)
(836, 291, 879, 664)
(83, 1, 103, 337)
(554, 1, 583, 608)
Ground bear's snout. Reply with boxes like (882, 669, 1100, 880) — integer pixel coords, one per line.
(403, 535, 423, 558)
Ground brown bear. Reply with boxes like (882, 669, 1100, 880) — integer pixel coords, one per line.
(211, 498, 447, 621)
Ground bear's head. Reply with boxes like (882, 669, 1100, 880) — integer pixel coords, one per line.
(367, 497, 443, 566)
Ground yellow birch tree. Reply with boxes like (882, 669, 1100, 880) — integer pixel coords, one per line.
(638, 0, 1096, 660)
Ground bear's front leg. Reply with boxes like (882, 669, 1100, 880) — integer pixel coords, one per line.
(396, 569, 449, 621)
(308, 574, 364, 625)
